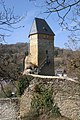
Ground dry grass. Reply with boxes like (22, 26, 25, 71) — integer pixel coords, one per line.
(38, 115, 72, 120)
(22, 115, 72, 120)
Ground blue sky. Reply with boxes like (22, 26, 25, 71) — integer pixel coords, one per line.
(1, 0, 71, 48)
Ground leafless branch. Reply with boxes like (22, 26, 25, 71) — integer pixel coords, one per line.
(0, 0, 25, 42)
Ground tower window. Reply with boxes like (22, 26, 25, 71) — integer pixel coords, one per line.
(43, 27, 47, 31)
(46, 50, 48, 54)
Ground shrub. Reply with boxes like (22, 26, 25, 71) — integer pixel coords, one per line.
(31, 83, 61, 117)
(17, 75, 30, 96)
(0, 84, 15, 98)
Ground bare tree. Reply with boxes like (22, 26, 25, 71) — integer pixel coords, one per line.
(0, 0, 24, 43)
(42, 0, 79, 30)
(63, 50, 80, 80)
(30, 0, 80, 30)
(0, 0, 27, 97)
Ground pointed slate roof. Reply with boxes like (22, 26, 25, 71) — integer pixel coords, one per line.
(29, 18, 55, 36)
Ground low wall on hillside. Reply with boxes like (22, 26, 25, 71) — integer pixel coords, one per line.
(20, 75, 80, 120)
(0, 98, 20, 120)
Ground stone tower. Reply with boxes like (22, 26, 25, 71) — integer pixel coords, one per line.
(26, 18, 55, 75)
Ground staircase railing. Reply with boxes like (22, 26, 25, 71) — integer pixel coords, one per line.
(37, 58, 47, 73)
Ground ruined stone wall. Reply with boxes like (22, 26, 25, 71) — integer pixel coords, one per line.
(0, 98, 20, 120)
(20, 76, 80, 120)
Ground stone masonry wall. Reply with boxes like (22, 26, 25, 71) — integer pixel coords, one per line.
(20, 76, 80, 120)
(30, 34, 38, 66)
(38, 36, 54, 75)
(0, 98, 20, 120)
(29, 33, 54, 75)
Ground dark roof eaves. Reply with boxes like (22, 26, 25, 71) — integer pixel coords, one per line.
(28, 32, 55, 37)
